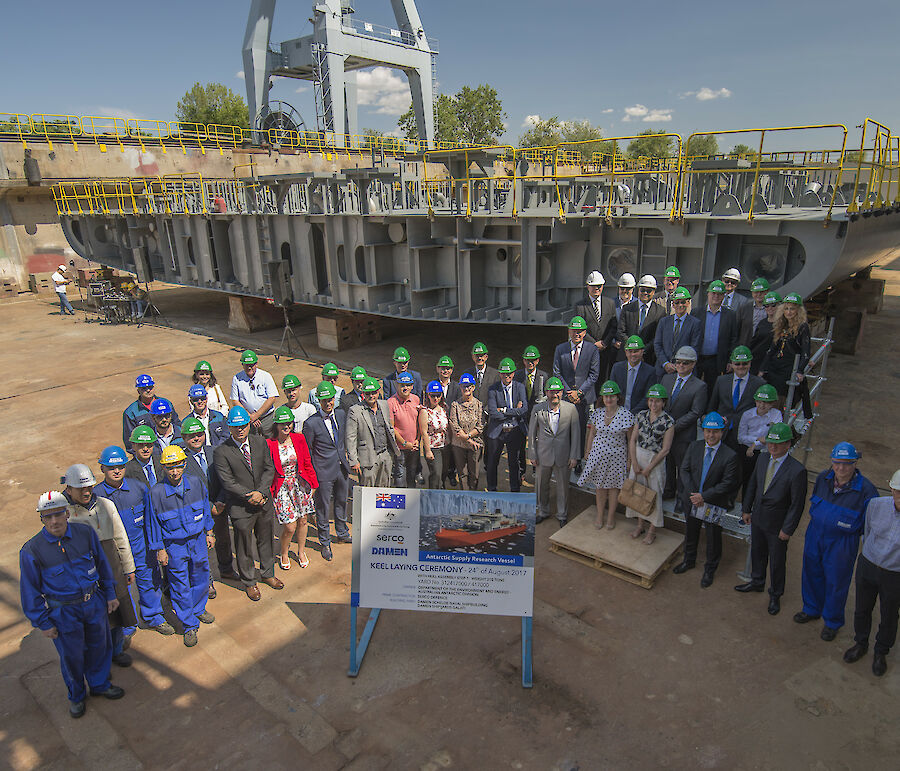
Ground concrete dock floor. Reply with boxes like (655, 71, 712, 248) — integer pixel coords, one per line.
(1, 274, 898, 770)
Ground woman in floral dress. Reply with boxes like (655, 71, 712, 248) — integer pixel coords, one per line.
(419, 381, 450, 489)
(267, 406, 318, 569)
(578, 380, 636, 529)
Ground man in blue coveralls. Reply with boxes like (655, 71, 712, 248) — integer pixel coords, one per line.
(19, 491, 125, 718)
(794, 442, 878, 640)
(147, 445, 216, 647)
(95, 445, 175, 636)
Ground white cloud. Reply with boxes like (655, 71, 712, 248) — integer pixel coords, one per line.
(622, 104, 672, 123)
(622, 104, 648, 122)
(94, 106, 140, 120)
(644, 108, 673, 122)
(522, 114, 541, 128)
(601, 108, 615, 114)
(356, 66, 410, 115)
(681, 87, 731, 101)
(295, 84, 309, 93)
(235, 70, 245, 80)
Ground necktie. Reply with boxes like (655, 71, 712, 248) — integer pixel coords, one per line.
(572, 344, 580, 369)
(145, 462, 156, 487)
(506, 386, 513, 406)
(732, 378, 742, 410)
(723, 295, 731, 309)
(671, 378, 683, 400)
(242, 442, 252, 469)
(594, 299, 602, 323)
(639, 304, 647, 327)
(198, 451, 208, 474)
(674, 316, 682, 340)
(476, 370, 483, 388)
(700, 446, 714, 488)
(329, 415, 338, 444)
(626, 367, 636, 410)
(764, 458, 777, 491)
(526, 373, 533, 399)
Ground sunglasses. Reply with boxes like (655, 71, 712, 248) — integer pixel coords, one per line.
(639, 287, 654, 293)
(190, 395, 207, 402)
(674, 359, 692, 365)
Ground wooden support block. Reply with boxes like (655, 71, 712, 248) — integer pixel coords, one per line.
(227, 295, 284, 332)
(830, 308, 866, 356)
(29, 272, 55, 294)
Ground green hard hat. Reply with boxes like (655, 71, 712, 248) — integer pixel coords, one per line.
(568, 315, 587, 331)
(273, 405, 295, 424)
(765, 422, 793, 443)
(498, 357, 516, 374)
(240, 349, 258, 364)
(708, 280, 726, 293)
(361, 376, 380, 393)
(437, 355, 454, 368)
(322, 362, 339, 378)
(624, 335, 645, 351)
(665, 266, 681, 279)
(522, 345, 540, 361)
(783, 292, 803, 305)
(750, 277, 770, 292)
(730, 345, 752, 363)
(282, 374, 301, 389)
(316, 381, 337, 399)
(393, 346, 410, 363)
(764, 291, 782, 306)
(179, 417, 205, 436)
(471, 342, 488, 356)
(194, 360, 212, 372)
(350, 365, 367, 381)
(754, 384, 778, 402)
(130, 425, 157, 444)
(545, 376, 564, 392)
(600, 380, 621, 396)
(672, 286, 691, 300)
(646, 383, 668, 400)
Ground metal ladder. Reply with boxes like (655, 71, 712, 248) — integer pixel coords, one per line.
(312, 42, 331, 132)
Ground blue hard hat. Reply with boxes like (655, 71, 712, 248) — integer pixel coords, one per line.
(149, 397, 173, 415)
(459, 373, 476, 386)
(831, 441, 860, 461)
(701, 411, 727, 430)
(135, 374, 154, 388)
(396, 371, 415, 385)
(188, 384, 207, 400)
(425, 380, 443, 395)
(226, 405, 251, 426)
(98, 445, 128, 466)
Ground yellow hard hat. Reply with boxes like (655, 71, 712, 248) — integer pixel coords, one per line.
(160, 445, 187, 466)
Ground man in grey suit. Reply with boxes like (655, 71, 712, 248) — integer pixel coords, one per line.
(575, 270, 618, 381)
(346, 377, 399, 487)
(735, 422, 808, 615)
(212, 406, 281, 602)
(721, 267, 754, 346)
(661, 346, 708, 499)
(528, 377, 580, 526)
(654, 287, 702, 378)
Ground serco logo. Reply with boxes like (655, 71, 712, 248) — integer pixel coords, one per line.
(376, 533, 405, 543)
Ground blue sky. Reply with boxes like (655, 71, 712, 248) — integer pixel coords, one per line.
(3, 0, 898, 151)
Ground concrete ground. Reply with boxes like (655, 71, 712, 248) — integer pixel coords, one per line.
(1, 274, 898, 770)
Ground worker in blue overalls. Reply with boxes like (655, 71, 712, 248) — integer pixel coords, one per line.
(19, 491, 125, 718)
(794, 442, 879, 640)
(96, 445, 175, 637)
(147, 444, 216, 647)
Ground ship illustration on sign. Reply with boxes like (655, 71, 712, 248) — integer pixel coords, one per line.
(435, 501, 528, 548)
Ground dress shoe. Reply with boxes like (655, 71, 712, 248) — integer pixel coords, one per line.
(700, 570, 715, 588)
(322, 544, 333, 562)
(208, 582, 217, 600)
(197, 611, 215, 624)
(734, 582, 765, 593)
(793, 611, 820, 624)
(334, 534, 352, 544)
(872, 653, 888, 677)
(843, 642, 868, 663)
(184, 629, 198, 647)
(69, 700, 86, 718)
(90, 685, 125, 700)
(768, 596, 781, 615)
(672, 561, 695, 575)
(246, 585, 261, 601)
(535, 513, 550, 524)
(557, 518, 567, 529)
(152, 622, 176, 635)
(262, 576, 284, 590)
(820, 626, 838, 642)
(112, 652, 132, 668)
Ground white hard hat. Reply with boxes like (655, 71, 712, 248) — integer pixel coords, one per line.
(58, 264, 67, 272)
(890, 469, 900, 490)
(722, 267, 742, 282)
(37, 490, 69, 513)
(638, 274, 657, 289)
(61, 464, 97, 488)
(586, 270, 605, 287)
(617, 272, 636, 288)
(674, 345, 698, 362)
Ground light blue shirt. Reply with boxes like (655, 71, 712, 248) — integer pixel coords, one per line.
(861, 496, 900, 571)
(702, 306, 722, 356)
(231, 368, 278, 416)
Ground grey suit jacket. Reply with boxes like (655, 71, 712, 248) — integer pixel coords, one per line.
(527, 401, 581, 467)
(661, 373, 707, 439)
(345, 400, 399, 468)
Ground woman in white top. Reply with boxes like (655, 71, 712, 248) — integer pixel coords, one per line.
(419, 381, 450, 489)
(192, 360, 229, 415)
(737, 383, 783, 499)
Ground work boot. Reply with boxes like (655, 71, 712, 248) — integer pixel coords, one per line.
(872, 653, 888, 677)
(69, 700, 86, 719)
(152, 622, 176, 636)
(820, 626, 838, 642)
(197, 611, 215, 624)
(112, 652, 132, 667)
(184, 629, 198, 647)
(91, 685, 125, 699)
(793, 612, 820, 624)
(208, 581, 217, 600)
(843, 642, 868, 663)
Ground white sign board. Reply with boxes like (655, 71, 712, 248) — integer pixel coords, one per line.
(351, 488, 535, 617)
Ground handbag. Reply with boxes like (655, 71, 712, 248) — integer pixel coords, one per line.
(620, 476, 657, 517)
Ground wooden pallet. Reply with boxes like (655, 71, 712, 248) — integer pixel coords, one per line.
(548, 508, 683, 589)
(316, 313, 384, 351)
(29, 272, 55, 294)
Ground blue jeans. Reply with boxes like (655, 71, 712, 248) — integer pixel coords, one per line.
(57, 291, 75, 314)
(130, 299, 146, 318)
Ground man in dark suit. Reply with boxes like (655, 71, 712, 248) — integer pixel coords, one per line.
(212, 406, 281, 602)
(706, 345, 764, 449)
(340, 367, 367, 413)
(575, 270, 617, 381)
(721, 268, 754, 346)
(654, 287, 702, 379)
(303, 381, 351, 562)
(609, 335, 656, 414)
(465, 341, 500, 407)
(124, 426, 164, 488)
(552, 316, 601, 458)
(485, 358, 528, 492)
(617, 275, 666, 365)
(514, 344, 548, 478)
(434, 355, 462, 406)
(382, 347, 423, 400)
(661, 346, 708, 499)
(735, 423, 808, 615)
(672, 412, 740, 587)
(692, 279, 739, 387)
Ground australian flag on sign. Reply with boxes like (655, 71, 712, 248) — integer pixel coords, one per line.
(375, 493, 406, 509)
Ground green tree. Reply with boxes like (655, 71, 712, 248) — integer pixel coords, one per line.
(730, 143, 759, 161)
(518, 116, 564, 148)
(398, 93, 460, 144)
(560, 120, 618, 162)
(685, 134, 718, 158)
(626, 129, 674, 159)
(398, 85, 503, 145)
(175, 82, 249, 129)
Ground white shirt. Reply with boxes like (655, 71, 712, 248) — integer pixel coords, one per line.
(548, 406, 560, 434)
(231, 368, 279, 415)
(205, 383, 230, 416)
(52, 271, 67, 295)
(290, 403, 318, 430)
(321, 410, 338, 441)
(737, 407, 783, 449)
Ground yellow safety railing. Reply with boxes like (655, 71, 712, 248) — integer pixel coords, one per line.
(422, 145, 516, 218)
(848, 119, 893, 212)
